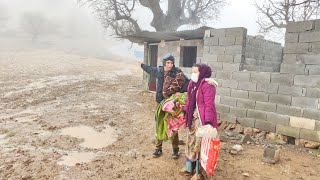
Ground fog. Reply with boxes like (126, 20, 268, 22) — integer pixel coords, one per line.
(0, 0, 142, 61)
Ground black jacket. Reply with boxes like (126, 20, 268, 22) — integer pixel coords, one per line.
(141, 64, 189, 103)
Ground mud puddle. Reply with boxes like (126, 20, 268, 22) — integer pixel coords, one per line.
(60, 125, 117, 149)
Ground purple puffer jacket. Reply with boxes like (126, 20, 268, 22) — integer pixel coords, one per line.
(184, 78, 218, 128)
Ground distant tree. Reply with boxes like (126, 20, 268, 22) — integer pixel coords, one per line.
(255, 0, 320, 35)
(20, 12, 60, 42)
(78, 0, 227, 39)
(0, 4, 9, 30)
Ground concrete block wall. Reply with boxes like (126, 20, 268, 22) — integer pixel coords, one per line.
(244, 35, 283, 72)
(213, 20, 320, 143)
(203, 27, 247, 72)
(213, 69, 320, 142)
(282, 20, 320, 75)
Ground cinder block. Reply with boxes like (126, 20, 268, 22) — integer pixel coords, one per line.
(235, 37, 246, 45)
(237, 99, 256, 109)
(292, 97, 318, 109)
(303, 109, 320, 120)
(220, 96, 237, 106)
(216, 71, 232, 79)
(294, 75, 320, 87)
(226, 27, 247, 37)
(221, 79, 238, 89)
(284, 42, 310, 54)
(249, 91, 269, 102)
(203, 37, 219, 46)
(219, 37, 236, 46)
(203, 46, 210, 54)
(244, 58, 257, 65)
(256, 101, 276, 112)
(271, 73, 294, 86)
(210, 46, 225, 54)
(230, 107, 247, 117)
(276, 104, 302, 117)
(250, 72, 271, 84)
(276, 124, 300, 138)
(263, 146, 280, 164)
(237, 117, 255, 128)
(216, 104, 231, 113)
(278, 85, 303, 96)
(257, 83, 279, 94)
(217, 55, 234, 63)
(282, 54, 298, 64)
(306, 65, 320, 75)
(220, 113, 237, 123)
(225, 45, 244, 55)
(238, 81, 257, 91)
(269, 94, 292, 106)
(290, 116, 315, 130)
(222, 63, 240, 71)
(231, 89, 249, 99)
(285, 33, 299, 43)
(280, 63, 306, 75)
(266, 112, 290, 126)
(208, 62, 223, 71)
(298, 54, 320, 65)
(210, 29, 226, 37)
(203, 53, 218, 62)
(247, 109, 267, 120)
(300, 129, 320, 142)
(234, 54, 244, 63)
(306, 87, 320, 98)
(299, 31, 320, 43)
(316, 121, 320, 131)
(217, 87, 231, 96)
(232, 71, 250, 81)
(286, 21, 314, 33)
(255, 120, 276, 132)
(242, 65, 257, 71)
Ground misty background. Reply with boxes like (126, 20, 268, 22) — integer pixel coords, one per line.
(0, 0, 272, 62)
(0, 0, 143, 61)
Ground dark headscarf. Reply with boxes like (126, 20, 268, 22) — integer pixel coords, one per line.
(186, 64, 212, 128)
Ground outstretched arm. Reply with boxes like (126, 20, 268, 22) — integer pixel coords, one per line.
(140, 62, 159, 77)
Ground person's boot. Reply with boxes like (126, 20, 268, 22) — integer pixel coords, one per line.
(152, 149, 162, 158)
(172, 148, 180, 159)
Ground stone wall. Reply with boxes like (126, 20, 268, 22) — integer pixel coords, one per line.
(244, 36, 283, 72)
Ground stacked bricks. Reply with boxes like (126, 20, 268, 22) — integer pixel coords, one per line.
(214, 69, 320, 142)
(282, 20, 320, 75)
(244, 35, 283, 72)
(203, 27, 247, 72)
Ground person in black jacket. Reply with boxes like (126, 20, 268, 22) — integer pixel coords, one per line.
(139, 53, 190, 159)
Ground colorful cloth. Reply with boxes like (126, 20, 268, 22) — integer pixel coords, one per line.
(155, 93, 187, 140)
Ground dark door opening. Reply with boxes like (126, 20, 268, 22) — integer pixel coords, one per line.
(148, 45, 158, 91)
(181, 46, 197, 67)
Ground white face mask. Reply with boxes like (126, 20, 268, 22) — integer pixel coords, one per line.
(191, 73, 199, 83)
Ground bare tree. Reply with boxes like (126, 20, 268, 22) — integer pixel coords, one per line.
(78, 0, 226, 38)
(20, 12, 60, 42)
(255, 0, 320, 34)
(0, 4, 9, 30)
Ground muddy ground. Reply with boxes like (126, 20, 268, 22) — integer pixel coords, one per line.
(0, 49, 320, 180)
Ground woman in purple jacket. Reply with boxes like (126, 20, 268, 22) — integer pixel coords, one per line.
(180, 63, 218, 179)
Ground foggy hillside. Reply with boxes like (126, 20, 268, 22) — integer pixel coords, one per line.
(0, 0, 143, 62)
